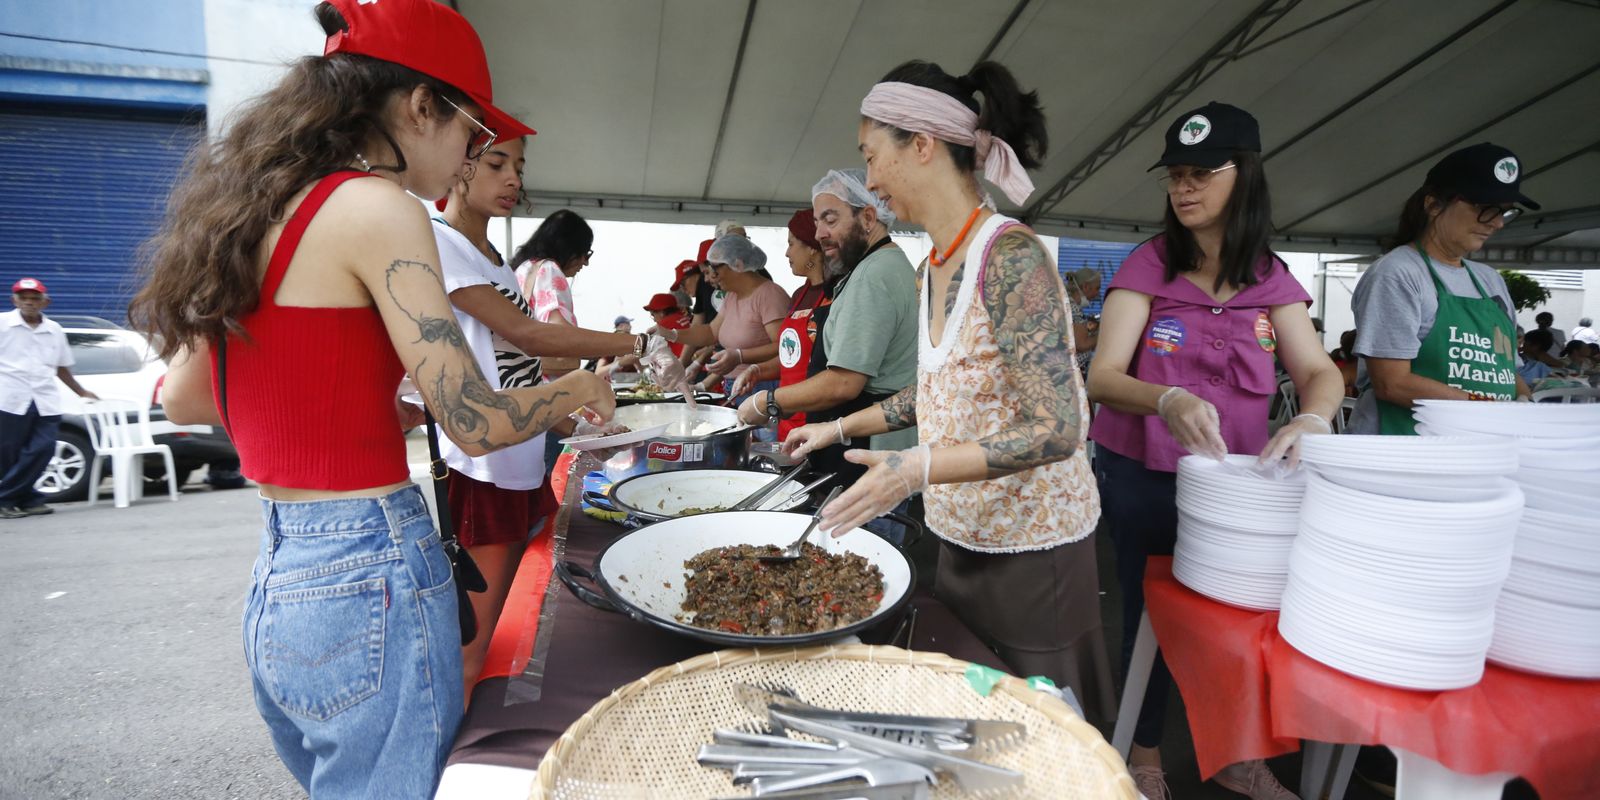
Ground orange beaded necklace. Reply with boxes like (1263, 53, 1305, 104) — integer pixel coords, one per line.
(929, 206, 983, 267)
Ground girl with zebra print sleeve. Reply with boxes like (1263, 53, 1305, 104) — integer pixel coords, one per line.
(431, 136, 638, 702)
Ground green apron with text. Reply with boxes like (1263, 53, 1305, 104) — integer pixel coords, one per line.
(1378, 246, 1518, 435)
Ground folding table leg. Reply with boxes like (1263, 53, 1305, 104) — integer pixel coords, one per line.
(1111, 610, 1158, 760)
(1326, 743, 1358, 800)
(1300, 741, 1359, 800)
(1391, 747, 1513, 800)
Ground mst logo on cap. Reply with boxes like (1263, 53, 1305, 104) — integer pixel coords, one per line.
(1178, 115, 1211, 146)
(1494, 157, 1519, 184)
(11, 278, 46, 294)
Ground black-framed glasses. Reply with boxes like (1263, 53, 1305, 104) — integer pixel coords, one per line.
(1156, 163, 1236, 193)
(441, 95, 497, 160)
(1476, 204, 1524, 225)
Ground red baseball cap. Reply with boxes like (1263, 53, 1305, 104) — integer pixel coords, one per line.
(696, 239, 715, 264)
(11, 277, 47, 294)
(644, 293, 680, 312)
(323, 0, 534, 142)
(671, 259, 698, 287)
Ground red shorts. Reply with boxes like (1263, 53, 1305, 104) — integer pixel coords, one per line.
(445, 469, 558, 549)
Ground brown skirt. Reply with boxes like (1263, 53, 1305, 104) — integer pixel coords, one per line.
(933, 534, 1117, 727)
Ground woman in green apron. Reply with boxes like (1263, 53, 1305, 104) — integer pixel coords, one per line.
(1348, 143, 1538, 435)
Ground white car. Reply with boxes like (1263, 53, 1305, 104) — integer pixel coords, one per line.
(35, 316, 243, 502)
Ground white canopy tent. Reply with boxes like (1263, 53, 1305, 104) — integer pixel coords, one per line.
(455, 0, 1600, 267)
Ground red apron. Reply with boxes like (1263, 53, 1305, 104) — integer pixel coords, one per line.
(775, 283, 828, 439)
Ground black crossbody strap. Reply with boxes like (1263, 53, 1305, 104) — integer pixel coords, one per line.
(423, 408, 456, 541)
(214, 336, 230, 431)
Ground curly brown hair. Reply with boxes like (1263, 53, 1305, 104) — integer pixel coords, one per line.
(130, 2, 470, 359)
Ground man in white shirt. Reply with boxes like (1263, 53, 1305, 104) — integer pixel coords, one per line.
(1, 278, 97, 518)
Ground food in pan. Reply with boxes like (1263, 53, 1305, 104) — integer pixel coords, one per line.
(677, 505, 729, 516)
(679, 543, 885, 635)
(617, 379, 664, 401)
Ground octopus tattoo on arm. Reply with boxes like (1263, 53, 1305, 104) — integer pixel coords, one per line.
(385, 260, 569, 452)
(976, 232, 1084, 477)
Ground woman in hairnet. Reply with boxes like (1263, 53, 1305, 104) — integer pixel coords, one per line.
(651, 234, 791, 413)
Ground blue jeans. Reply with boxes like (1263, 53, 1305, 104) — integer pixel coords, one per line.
(0, 403, 59, 508)
(246, 486, 463, 798)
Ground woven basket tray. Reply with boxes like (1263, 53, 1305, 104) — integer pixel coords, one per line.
(530, 644, 1136, 799)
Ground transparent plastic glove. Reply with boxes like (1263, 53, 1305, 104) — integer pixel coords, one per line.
(1257, 413, 1330, 468)
(708, 347, 743, 374)
(729, 368, 757, 400)
(573, 418, 632, 462)
(641, 335, 690, 394)
(782, 418, 845, 458)
(736, 390, 769, 427)
(819, 445, 930, 536)
(1157, 386, 1227, 461)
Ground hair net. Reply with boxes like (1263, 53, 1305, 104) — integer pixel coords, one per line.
(811, 169, 896, 225)
(706, 234, 767, 273)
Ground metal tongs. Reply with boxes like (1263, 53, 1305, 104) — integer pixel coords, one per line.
(732, 460, 808, 510)
(733, 683, 1027, 755)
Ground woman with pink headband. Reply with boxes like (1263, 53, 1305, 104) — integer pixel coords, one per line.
(784, 60, 1112, 725)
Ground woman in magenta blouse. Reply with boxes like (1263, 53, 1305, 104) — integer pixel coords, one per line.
(1086, 103, 1343, 800)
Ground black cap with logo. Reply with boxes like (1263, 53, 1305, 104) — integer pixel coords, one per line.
(1151, 102, 1260, 170)
(1424, 142, 1540, 210)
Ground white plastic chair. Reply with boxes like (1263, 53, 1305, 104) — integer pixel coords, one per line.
(83, 399, 179, 508)
(1530, 387, 1600, 403)
(1332, 396, 1357, 434)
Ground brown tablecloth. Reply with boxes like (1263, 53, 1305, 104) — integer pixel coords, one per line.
(447, 507, 1005, 770)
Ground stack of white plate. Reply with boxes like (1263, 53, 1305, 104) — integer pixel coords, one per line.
(1173, 455, 1306, 610)
(1413, 400, 1600, 678)
(1280, 435, 1522, 690)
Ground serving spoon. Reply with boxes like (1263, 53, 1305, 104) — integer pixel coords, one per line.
(760, 486, 843, 563)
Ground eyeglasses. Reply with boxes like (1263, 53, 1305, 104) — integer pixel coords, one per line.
(1157, 163, 1236, 193)
(440, 95, 497, 160)
(1475, 204, 1524, 225)
(585, 249, 594, 259)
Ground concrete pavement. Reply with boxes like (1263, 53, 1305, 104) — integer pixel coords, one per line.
(0, 486, 299, 800)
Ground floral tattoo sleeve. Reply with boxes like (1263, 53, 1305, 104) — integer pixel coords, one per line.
(976, 231, 1084, 477)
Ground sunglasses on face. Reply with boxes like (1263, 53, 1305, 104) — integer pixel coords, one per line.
(440, 95, 497, 160)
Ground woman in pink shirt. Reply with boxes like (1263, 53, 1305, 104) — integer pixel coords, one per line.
(653, 235, 789, 412)
(1087, 103, 1343, 800)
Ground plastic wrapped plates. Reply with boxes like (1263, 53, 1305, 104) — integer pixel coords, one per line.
(1174, 455, 1307, 610)
(1281, 436, 1522, 690)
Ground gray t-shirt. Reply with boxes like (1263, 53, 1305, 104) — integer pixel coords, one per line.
(823, 245, 919, 451)
(1347, 246, 1514, 433)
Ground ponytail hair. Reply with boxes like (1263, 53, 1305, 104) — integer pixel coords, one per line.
(870, 60, 1047, 173)
(1385, 184, 1452, 251)
(130, 1, 472, 359)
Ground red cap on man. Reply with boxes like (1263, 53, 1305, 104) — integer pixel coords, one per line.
(644, 293, 680, 312)
(11, 278, 47, 295)
(696, 239, 715, 264)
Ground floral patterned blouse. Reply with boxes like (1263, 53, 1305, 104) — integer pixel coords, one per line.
(916, 214, 1101, 553)
(516, 258, 576, 326)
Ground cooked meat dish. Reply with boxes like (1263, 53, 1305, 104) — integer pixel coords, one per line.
(679, 543, 885, 636)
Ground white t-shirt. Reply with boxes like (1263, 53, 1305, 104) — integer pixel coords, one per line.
(432, 220, 547, 490)
(0, 310, 72, 416)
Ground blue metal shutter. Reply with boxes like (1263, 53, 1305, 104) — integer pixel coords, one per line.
(0, 106, 203, 322)
(1058, 237, 1139, 317)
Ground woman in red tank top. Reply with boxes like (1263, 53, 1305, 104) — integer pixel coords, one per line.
(127, 1, 615, 796)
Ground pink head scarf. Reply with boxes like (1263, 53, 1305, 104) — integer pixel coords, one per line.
(860, 81, 1036, 206)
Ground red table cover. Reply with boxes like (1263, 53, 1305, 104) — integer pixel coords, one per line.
(1144, 557, 1600, 799)
(473, 451, 572, 682)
